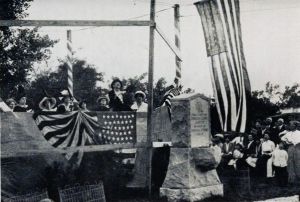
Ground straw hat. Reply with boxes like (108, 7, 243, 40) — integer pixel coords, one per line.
(97, 95, 109, 104)
(134, 90, 146, 99)
(39, 97, 56, 110)
(214, 134, 224, 139)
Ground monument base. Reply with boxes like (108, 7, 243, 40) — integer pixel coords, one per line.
(160, 184, 223, 202)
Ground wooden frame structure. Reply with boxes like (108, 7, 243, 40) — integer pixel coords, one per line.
(0, 0, 182, 196)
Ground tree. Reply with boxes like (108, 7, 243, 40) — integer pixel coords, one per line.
(280, 83, 300, 109)
(29, 59, 104, 110)
(0, 0, 58, 99)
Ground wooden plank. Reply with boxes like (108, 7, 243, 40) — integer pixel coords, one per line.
(1, 142, 148, 158)
(146, 0, 156, 197)
(155, 25, 183, 61)
(0, 20, 154, 27)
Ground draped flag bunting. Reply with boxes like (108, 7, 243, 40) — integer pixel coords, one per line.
(33, 111, 137, 165)
(195, 0, 251, 132)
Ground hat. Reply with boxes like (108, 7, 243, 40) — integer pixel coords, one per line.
(214, 134, 224, 139)
(278, 118, 284, 123)
(111, 79, 123, 89)
(97, 95, 109, 104)
(15, 85, 26, 101)
(39, 97, 56, 110)
(134, 90, 146, 99)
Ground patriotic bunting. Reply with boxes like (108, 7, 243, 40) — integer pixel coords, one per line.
(33, 111, 137, 164)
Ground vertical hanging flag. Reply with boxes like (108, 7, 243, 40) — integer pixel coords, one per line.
(174, 4, 182, 87)
(67, 30, 73, 95)
(195, 0, 251, 132)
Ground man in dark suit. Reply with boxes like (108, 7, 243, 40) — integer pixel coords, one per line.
(256, 121, 270, 140)
(272, 118, 286, 145)
(245, 134, 256, 157)
(221, 135, 234, 166)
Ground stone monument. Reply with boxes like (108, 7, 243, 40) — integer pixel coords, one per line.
(160, 93, 223, 201)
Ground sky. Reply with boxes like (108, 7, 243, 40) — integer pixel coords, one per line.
(24, 0, 300, 96)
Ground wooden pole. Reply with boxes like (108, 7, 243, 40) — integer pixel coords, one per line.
(67, 30, 73, 95)
(174, 4, 181, 87)
(147, 0, 156, 197)
(0, 20, 154, 27)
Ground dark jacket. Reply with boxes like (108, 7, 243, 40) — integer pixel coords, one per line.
(108, 90, 131, 111)
(245, 140, 257, 157)
(13, 105, 29, 112)
(221, 142, 234, 155)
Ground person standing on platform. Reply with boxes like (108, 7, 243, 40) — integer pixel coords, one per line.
(131, 91, 148, 112)
(96, 96, 110, 111)
(57, 95, 72, 113)
(108, 79, 131, 111)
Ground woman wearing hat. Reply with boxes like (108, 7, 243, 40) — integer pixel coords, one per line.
(96, 96, 110, 111)
(13, 96, 31, 112)
(38, 97, 56, 111)
(13, 86, 32, 112)
(57, 95, 72, 113)
(108, 79, 131, 111)
(131, 90, 148, 112)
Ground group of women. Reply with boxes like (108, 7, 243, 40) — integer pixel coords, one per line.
(5, 79, 148, 113)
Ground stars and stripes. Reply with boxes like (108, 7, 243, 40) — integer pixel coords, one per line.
(33, 111, 137, 166)
(33, 111, 101, 160)
(195, 0, 251, 132)
(98, 112, 136, 144)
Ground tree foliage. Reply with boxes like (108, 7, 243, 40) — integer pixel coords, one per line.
(28, 59, 104, 110)
(0, 0, 58, 99)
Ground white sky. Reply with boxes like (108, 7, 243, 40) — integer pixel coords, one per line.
(24, 0, 300, 96)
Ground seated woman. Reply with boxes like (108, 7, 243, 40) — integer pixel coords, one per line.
(131, 91, 148, 112)
(57, 95, 72, 113)
(38, 97, 56, 111)
(95, 96, 110, 111)
(108, 79, 131, 111)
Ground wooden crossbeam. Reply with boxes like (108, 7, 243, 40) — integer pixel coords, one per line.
(1, 142, 148, 158)
(0, 20, 155, 27)
(155, 25, 183, 62)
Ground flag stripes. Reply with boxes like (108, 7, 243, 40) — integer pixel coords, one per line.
(161, 87, 181, 121)
(195, 0, 251, 132)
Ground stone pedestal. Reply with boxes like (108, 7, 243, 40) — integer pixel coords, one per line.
(160, 94, 223, 201)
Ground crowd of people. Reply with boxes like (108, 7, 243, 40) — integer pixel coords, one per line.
(3, 79, 148, 113)
(213, 118, 300, 187)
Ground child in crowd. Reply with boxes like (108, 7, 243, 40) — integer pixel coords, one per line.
(272, 142, 288, 187)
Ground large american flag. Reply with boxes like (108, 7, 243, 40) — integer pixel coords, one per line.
(195, 0, 251, 132)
